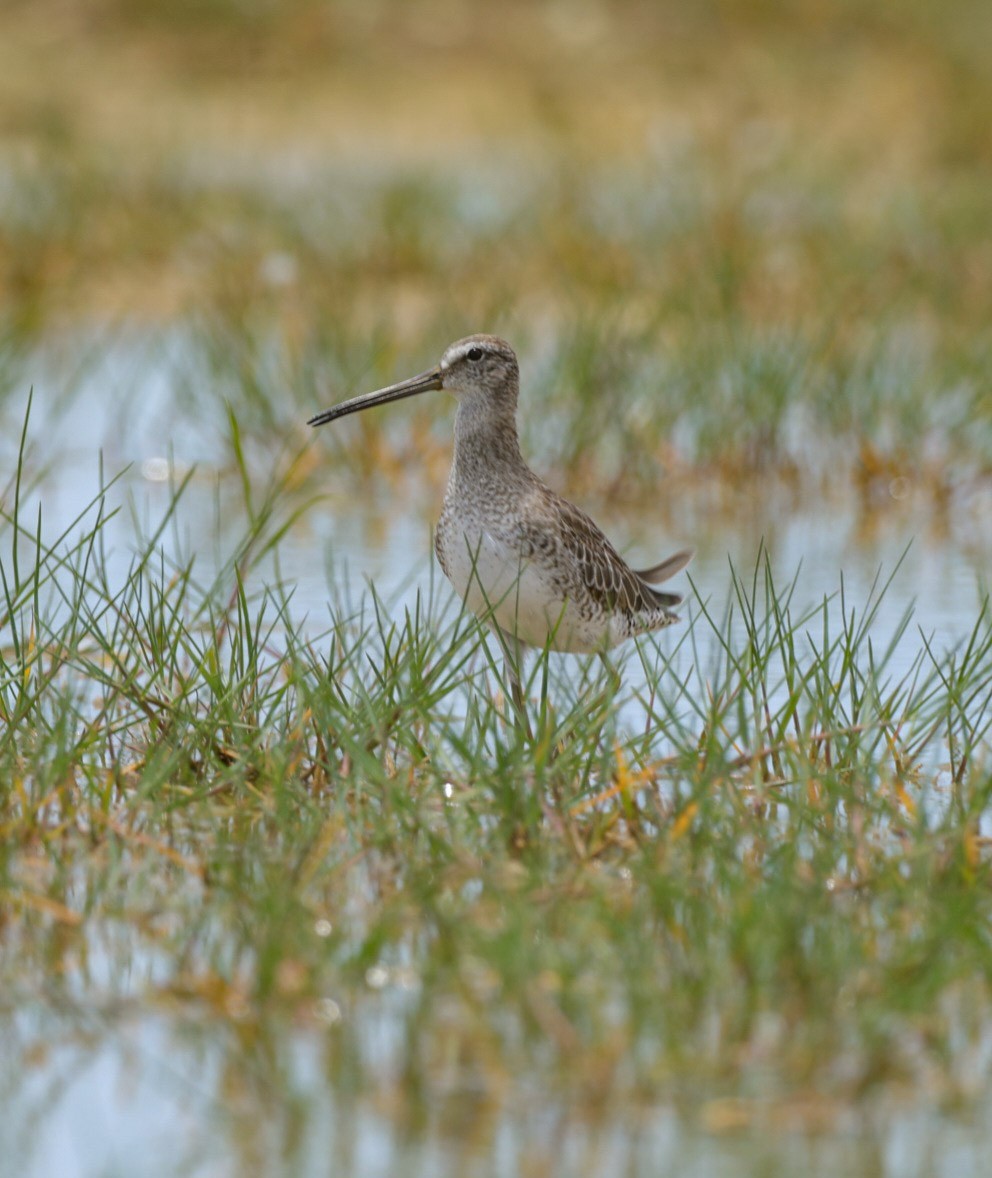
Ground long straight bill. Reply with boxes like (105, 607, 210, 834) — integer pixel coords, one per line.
(308, 368, 443, 427)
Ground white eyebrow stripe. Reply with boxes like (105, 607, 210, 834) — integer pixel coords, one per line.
(441, 340, 485, 368)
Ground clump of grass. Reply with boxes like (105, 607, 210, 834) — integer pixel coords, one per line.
(1, 395, 991, 1172)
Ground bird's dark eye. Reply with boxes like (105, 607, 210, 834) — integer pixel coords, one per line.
(467, 347, 483, 362)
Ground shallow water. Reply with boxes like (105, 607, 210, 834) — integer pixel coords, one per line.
(18, 331, 989, 661)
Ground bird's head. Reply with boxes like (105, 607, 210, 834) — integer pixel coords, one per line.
(307, 334, 519, 429)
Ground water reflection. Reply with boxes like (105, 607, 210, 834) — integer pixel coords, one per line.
(6, 1007, 992, 1177)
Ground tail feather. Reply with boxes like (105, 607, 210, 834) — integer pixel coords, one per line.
(634, 548, 693, 610)
(634, 548, 694, 585)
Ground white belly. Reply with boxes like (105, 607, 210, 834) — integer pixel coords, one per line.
(441, 528, 610, 652)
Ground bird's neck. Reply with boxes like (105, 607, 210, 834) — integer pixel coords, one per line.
(451, 392, 527, 483)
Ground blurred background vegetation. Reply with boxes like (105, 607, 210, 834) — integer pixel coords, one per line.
(3, 0, 991, 513)
(1, 0, 988, 329)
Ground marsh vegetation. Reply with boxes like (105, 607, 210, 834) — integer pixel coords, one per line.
(2, 2, 992, 1174)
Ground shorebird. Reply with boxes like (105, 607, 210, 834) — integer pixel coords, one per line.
(308, 335, 691, 715)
